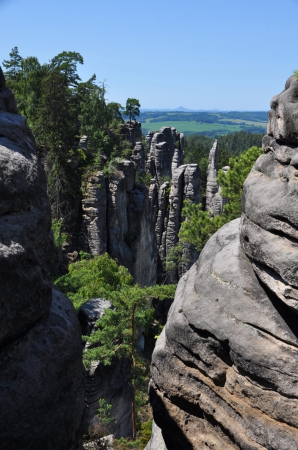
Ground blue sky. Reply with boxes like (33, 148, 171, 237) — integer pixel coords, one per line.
(1, 0, 297, 110)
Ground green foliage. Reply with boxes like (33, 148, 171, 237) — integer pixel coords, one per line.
(112, 417, 152, 450)
(124, 98, 141, 125)
(51, 218, 68, 263)
(83, 283, 176, 366)
(55, 253, 133, 311)
(55, 253, 176, 440)
(139, 419, 153, 448)
(178, 146, 263, 252)
(140, 111, 267, 137)
(50, 51, 83, 86)
(184, 132, 263, 194)
(2, 48, 129, 223)
(113, 437, 142, 450)
(79, 250, 91, 260)
(217, 146, 263, 221)
(135, 172, 153, 186)
(179, 202, 226, 251)
(163, 242, 185, 272)
(96, 399, 117, 428)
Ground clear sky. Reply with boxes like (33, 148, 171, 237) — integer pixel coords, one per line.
(1, 0, 297, 110)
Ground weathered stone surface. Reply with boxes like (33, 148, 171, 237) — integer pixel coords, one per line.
(166, 166, 186, 283)
(206, 139, 219, 215)
(129, 182, 158, 286)
(0, 85, 51, 343)
(107, 161, 134, 271)
(240, 78, 298, 313)
(0, 288, 85, 450)
(78, 298, 112, 336)
(146, 127, 183, 184)
(0, 71, 85, 449)
(120, 120, 142, 147)
(82, 172, 107, 256)
(150, 220, 298, 449)
(85, 359, 133, 438)
(149, 78, 298, 449)
(268, 75, 298, 144)
(144, 421, 168, 450)
(131, 141, 145, 174)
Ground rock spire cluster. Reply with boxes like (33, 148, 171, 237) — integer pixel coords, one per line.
(148, 76, 298, 449)
(82, 125, 201, 285)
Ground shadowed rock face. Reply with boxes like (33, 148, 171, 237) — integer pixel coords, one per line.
(0, 67, 85, 450)
(149, 77, 298, 449)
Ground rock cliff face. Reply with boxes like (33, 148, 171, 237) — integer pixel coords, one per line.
(82, 126, 200, 285)
(149, 76, 298, 449)
(0, 67, 85, 450)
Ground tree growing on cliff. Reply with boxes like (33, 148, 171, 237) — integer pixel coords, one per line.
(55, 253, 176, 440)
(124, 98, 140, 126)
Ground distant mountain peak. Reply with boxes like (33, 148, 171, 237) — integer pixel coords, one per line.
(175, 106, 189, 111)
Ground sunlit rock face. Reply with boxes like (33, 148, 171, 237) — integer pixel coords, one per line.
(149, 77, 298, 449)
(241, 75, 298, 312)
(0, 66, 85, 450)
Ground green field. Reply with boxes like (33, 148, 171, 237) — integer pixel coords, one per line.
(142, 120, 245, 136)
(139, 111, 268, 137)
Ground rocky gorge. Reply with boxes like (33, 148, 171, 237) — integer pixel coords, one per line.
(148, 76, 298, 449)
(1, 56, 293, 450)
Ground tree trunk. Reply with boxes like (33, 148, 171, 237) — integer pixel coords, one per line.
(131, 303, 137, 440)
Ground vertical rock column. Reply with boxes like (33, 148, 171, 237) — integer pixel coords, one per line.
(82, 172, 107, 256)
(205, 139, 219, 215)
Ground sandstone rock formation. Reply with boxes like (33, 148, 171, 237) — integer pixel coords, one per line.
(144, 421, 168, 450)
(82, 127, 200, 285)
(0, 66, 85, 450)
(149, 76, 298, 449)
(206, 139, 229, 216)
(146, 126, 184, 184)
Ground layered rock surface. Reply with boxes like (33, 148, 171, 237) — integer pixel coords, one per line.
(0, 67, 85, 450)
(149, 77, 298, 449)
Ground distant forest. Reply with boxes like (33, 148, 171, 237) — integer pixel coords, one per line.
(140, 110, 268, 136)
